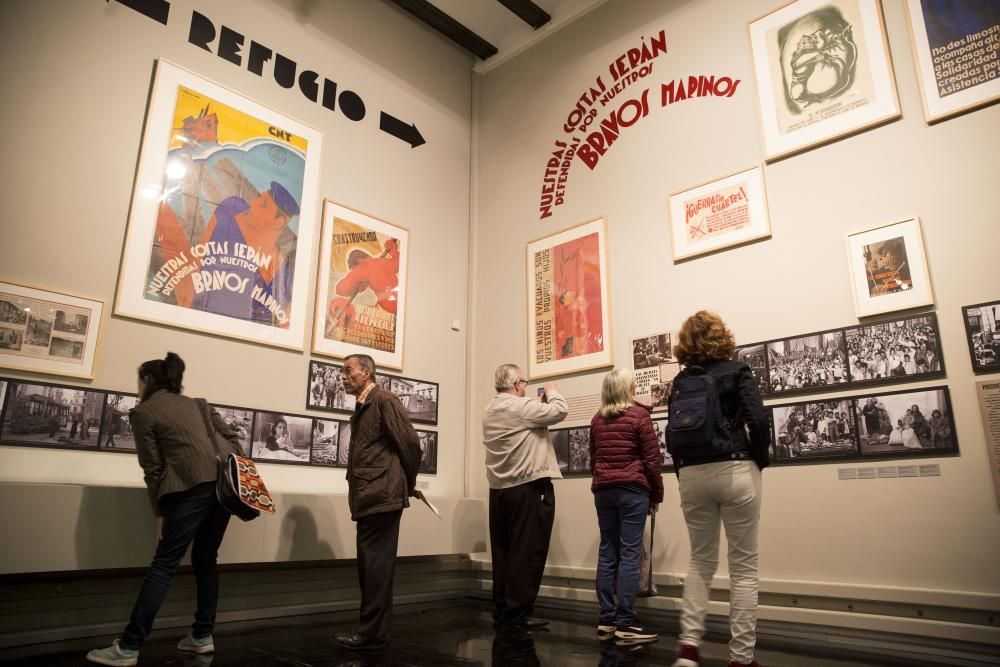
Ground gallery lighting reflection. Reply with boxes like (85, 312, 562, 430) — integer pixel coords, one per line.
(165, 160, 187, 180)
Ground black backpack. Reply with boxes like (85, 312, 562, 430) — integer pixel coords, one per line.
(667, 365, 734, 460)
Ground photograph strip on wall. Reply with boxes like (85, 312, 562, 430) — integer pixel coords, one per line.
(904, 0, 1000, 124)
(770, 384, 958, 466)
(962, 299, 1000, 375)
(747, 0, 901, 161)
(306, 358, 439, 425)
(735, 312, 945, 400)
(115, 60, 322, 350)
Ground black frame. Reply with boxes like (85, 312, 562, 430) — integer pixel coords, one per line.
(306, 359, 439, 425)
(210, 403, 257, 458)
(100, 392, 141, 454)
(0, 377, 108, 452)
(309, 417, 343, 468)
(551, 425, 591, 475)
(250, 410, 318, 467)
(961, 299, 1000, 374)
(416, 428, 438, 475)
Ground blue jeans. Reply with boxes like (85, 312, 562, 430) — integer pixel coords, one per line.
(120, 481, 231, 649)
(594, 487, 649, 627)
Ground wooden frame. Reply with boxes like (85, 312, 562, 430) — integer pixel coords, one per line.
(0, 280, 105, 379)
(747, 0, 901, 161)
(526, 216, 613, 380)
(845, 217, 934, 318)
(115, 59, 322, 350)
(668, 165, 772, 261)
(312, 200, 408, 370)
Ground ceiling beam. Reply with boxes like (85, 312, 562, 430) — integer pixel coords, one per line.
(496, 0, 551, 29)
(388, 0, 498, 60)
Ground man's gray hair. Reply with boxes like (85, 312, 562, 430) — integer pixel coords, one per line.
(494, 364, 522, 392)
(345, 353, 376, 377)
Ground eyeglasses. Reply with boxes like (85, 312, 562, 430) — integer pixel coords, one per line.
(515, 379, 528, 386)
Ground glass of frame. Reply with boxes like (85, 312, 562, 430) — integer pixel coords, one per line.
(312, 201, 408, 370)
(747, 0, 901, 161)
(0, 381, 105, 450)
(526, 217, 613, 380)
(904, 0, 1000, 124)
(668, 166, 772, 261)
(115, 60, 322, 350)
(0, 281, 105, 379)
(417, 429, 438, 474)
(846, 217, 933, 318)
(962, 300, 1000, 374)
(250, 412, 313, 464)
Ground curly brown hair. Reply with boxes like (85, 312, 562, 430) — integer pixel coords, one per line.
(674, 310, 736, 366)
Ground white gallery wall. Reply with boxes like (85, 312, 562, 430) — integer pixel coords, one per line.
(471, 0, 1000, 618)
(0, 0, 473, 501)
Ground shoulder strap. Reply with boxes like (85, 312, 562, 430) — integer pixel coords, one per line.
(195, 398, 223, 460)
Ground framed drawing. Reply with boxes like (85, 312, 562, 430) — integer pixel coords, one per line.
(313, 201, 408, 370)
(115, 60, 322, 349)
(747, 0, 901, 161)
(526, 217, 613, 380)
(668, 166, 772, 260)
(0, 281, 105, 379)
(846, 217, 933, 317)
(904, 0, 1000, 123)
(962, 299, 1000, 374)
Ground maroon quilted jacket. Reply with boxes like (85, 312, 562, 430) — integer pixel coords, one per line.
(589, 404, 664, 504)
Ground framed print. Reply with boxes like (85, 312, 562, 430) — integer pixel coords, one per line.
(766, 330, 849, 396)
(212, 404, 255, 457)
(101, 393, 140, 453)
(631, 331, 679, 410)
(904, 0, 1000, 123)
(962, 299, 1000, 374)
(527, 217, 613, 380)
(115, 60, 322, 350)
(856, 386, 957, 457)
(0, 381, 104, 451)
(652, 416, 674, 470)
(313, 201, 408, 370)
(748, 0, 901, 161)
(846, 217, 934, 317)
(250, 412, 312, 464)
(770, 398, 858, 463)
(668, 166, 772, 261)
(736, 343, 771, 398)
(417, 429, 438, 474)
(306, 360, 357, 413)
(310, 418, 341, 467)
(0, 281, 104, 379)
(845, 313, 944, 384)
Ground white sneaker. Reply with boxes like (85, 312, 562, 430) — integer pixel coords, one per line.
(177, 633, 215, 654)
(614, 624, 658, 641)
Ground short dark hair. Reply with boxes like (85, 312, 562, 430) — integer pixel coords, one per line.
(345, 353, 376, 377)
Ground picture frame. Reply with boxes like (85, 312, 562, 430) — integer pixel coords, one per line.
(310, 418, 342, 467)
(630, 330, 678, 410)
(846, 217, 934, 318)
(962, 299, 1000, 374)
(306, 359, 439, 425)
(770, 397, 859, 464)
(855, 386, 958, 459)
(0, 379, 106, 451)
(115, 59, 322, 350)
(211, 403, 256, 457)
(766, 329, 849, 397)
(844, 313, 945, 385)
(736, 343, 771, 398)
(250, 411, 313, 465)
(375, 373, 439, 425)
(652, 416, 674, 470)
(312, 201, 408, 370)
(417, 429, 438, 474)
(526, 217, 613, 380)
(747, 0, 901, 161)
(551, 426, 591, 475)
(0, 281, 105, 379)
(306, 359, 357, 414)
(904, 0, 1000, 124)
(100, 393, 140, 453)
(668, 166, 772, 261)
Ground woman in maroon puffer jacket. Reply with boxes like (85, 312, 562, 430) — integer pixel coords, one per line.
(589, 368, 664, 643)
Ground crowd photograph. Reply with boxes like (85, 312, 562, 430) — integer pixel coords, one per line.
(771, 399, 857, 460)
(767, 332, 849, 394)
(844, 315, 941, 383)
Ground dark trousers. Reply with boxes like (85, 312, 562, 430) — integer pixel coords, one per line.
(489, 478, 555, 624)
(120, 482, 231, 650)
(594, 487, 649, 627)
(356, 509, 402, 641)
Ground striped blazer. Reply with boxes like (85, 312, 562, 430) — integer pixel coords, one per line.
(130, 390, 240, 515)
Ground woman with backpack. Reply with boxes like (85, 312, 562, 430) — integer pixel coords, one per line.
(589, 369, 664, 644)
(667, 311, 770, 667)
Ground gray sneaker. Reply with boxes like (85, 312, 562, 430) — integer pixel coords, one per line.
(177, 633, 215, 654)
(86, 639, 139, 666)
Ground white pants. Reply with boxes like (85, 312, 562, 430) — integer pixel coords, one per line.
(677, 460, 762, 663)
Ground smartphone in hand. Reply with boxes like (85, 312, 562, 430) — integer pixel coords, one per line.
(537, 387, 547, 403)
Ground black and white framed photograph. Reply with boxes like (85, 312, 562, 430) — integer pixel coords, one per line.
(736, 343, 770, 398)
(251, 412, 312, 464)
(383, 374, 439, 425)
(770, 399, 858, 463)
(962, 300, 1000, 374)
(845, 313, 944, 385)
(417, 429, 438, 474)
(767, 330, 848, 395)
(0, 381, 104, 450)
(856, 386, 957, 457)
(337, 421, 352, 466)
(652, 416, 674, 469)
(551, 428, 571, 474)
(307, 360, 356, 414)
(648, 380, 673, 410)
(212, 405, 255, 457)
(101, 393, 139, 452)
(310, 418, 341, 467)
(631, 330, 678, 409)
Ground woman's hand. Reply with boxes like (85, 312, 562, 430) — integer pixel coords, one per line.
(649, 503, 659, 516)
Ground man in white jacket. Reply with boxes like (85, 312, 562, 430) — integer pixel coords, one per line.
(482, 363, 568, 629)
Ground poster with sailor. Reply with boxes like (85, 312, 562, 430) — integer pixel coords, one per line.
(116, 60, 322, 349)
(312, 201, 409, 369)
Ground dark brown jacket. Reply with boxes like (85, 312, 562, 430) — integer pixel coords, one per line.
(347, 386, 422, 520)
(130, 390, 240, 515)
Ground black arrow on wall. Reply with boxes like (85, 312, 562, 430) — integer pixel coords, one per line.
(379, 112, 426, 148)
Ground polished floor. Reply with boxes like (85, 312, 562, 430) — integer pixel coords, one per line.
(0, 601, 954, 666)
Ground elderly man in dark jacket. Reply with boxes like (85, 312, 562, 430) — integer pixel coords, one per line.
(333, 353, 422, 651)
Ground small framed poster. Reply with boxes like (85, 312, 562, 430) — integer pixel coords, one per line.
(845, 217, 933, 318)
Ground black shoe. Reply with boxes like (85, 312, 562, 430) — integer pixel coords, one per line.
(333, 632, 388, 651)
(519, 617, 550, 629)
